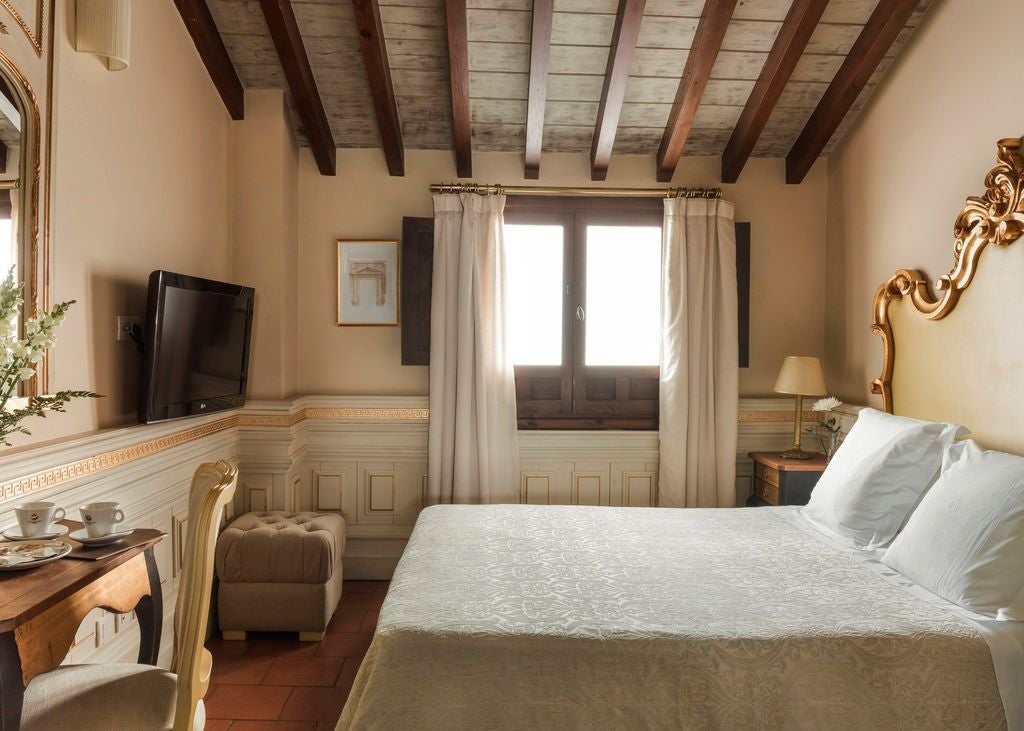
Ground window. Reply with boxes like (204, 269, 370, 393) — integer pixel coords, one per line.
(398, 205, 750, 431)
(505, 198, 665, 430)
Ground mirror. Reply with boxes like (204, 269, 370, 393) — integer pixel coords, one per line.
(0, 53, 41, 396)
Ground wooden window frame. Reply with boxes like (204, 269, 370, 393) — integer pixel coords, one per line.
(399, 201, 750, 432)
(507, 197, 664, 431)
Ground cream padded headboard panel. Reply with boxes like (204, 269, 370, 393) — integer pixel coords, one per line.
(872, 137, 1024, 455)
(888, 242, 1024, 453)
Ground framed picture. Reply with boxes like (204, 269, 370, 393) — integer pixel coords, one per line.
(337, 240, 400, 326)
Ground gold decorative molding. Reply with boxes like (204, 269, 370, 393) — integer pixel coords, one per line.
(0, 0, 45, 54)
(303, 407, 430, 421)
(0, 416, 239, 500)
(871, 137, 1024, 411)
(235, 413, 302, 428)
(737, 410, 820, 423)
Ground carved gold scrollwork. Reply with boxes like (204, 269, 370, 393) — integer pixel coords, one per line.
(0, 1, 45, 54)
(871, 137, 1024, 411)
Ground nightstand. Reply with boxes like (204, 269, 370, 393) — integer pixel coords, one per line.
(746, 452, 827, 507)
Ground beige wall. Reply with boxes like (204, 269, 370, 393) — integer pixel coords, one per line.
(229, 90, 299, 400)
(298, 150, 828, 398)
(25, 0, 232, 444)
(824, 0, 1024, 405)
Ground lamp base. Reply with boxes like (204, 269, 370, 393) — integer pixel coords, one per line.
(780, 447, 815, 460)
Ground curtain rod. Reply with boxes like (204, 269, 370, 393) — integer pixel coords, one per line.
(429, 183, 721, 199)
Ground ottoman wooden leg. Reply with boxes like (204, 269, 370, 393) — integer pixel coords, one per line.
(222, 630, 247, 641)
(299, 631, 325, 642)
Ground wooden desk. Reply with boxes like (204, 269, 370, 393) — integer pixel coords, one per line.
(0, 527, 163, 731)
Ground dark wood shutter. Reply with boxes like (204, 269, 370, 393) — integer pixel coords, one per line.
(736, 221, 750, 368)
(400, 216, 433, 365)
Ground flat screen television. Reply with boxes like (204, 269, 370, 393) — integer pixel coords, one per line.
(138, 270, 255, 424)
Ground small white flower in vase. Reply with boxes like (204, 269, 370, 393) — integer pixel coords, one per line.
(808, 396, 844, 462)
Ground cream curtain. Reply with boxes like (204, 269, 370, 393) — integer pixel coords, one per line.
(659, 198, 739, 508)
(427, 193, 520, 505)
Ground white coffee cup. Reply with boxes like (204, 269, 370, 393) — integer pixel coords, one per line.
(80, 502, 126, 538)
(15, 501, 66, 537)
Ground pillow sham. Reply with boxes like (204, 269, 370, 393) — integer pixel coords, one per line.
(883, 440, 1024, 620)
(800, 408, 963, 549)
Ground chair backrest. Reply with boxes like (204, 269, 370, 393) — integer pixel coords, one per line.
(170, 460, 238, 731)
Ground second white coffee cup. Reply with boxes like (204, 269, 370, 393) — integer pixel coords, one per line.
(80, 502, 125, 538)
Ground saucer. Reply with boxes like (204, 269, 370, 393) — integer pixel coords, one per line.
(0, 540, 71, 570)
(69, 527, 134, 546)
(2, 524, 70, 542)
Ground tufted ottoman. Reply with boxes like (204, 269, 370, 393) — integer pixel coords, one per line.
(215, 511, 346, 641)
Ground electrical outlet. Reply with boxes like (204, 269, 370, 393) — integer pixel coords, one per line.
(115, 611, 134, 632)
(95, 614, 114, 648)
(116, 315, 140, 342)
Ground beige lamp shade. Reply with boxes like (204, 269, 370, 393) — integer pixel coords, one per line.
(76, 0, 131, 71)
(773, 356, 826, 396)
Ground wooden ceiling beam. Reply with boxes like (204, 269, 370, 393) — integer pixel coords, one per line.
(259, 0, 336, 176)
(445, 0, 472, 178)
(590, 0, 646, 182)
(721, 0, 828, 183)
(785, 0, 918, 184)
(354, 0, 405, 177)
(655, 0, 736, 183)
(524, 0, 554, 180)
(173, 0, 245, 121)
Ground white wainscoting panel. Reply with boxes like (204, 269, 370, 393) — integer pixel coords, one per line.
(0, 394, 819, 631)
(314, 471, 347, 513)
(521, 473, 553, 505)
(623, 471, 658, 507)
(0, 411, 239, 669)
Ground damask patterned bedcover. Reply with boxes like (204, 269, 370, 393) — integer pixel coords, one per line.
(337, 504, 1007, 730)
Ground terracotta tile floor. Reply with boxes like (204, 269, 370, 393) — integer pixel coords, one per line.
(204, 580, 388, 730)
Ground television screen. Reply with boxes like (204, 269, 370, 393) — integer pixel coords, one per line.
(139, 271, 255, 424)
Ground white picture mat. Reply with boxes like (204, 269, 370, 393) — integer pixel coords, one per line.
(337, 240, 399, 325)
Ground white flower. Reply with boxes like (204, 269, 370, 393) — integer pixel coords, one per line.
(812, 396, 842, 412)
(18, 367, 35, 381)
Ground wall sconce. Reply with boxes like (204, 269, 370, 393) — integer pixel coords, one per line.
(76, 0, 131, 71)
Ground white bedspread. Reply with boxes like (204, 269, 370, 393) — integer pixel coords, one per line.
(338, 505, 1011, 730)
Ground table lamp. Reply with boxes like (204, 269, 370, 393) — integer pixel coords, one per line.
(773, 356, 826, 459)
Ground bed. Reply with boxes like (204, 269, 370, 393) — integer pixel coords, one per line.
(340, 504, 1021, 730)
(338, 139, 1024, 730)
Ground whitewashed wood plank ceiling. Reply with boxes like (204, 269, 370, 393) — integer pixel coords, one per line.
(206, 0, 933, 159)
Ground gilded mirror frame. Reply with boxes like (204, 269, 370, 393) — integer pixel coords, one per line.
(0, 0, 54, 396)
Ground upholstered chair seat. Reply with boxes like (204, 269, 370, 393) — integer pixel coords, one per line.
(22, 664, 191, 731)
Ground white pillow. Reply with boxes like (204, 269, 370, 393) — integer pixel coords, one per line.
(800, 408, 963, 549)
(883, 440, 1024, 620)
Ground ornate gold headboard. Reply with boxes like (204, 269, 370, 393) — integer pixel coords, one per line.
(871, 137, 1024, 454)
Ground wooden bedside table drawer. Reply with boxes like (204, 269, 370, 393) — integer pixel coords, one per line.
(753, 478, 780, 506)
(755, 462, 780, 487)
(747, 452, 826, 508)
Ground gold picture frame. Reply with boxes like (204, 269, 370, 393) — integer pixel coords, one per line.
(336, 239, 400, 326)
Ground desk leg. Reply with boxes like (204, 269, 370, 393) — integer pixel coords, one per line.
(0, 631, 23, 731)
(135, 547, 163, 666)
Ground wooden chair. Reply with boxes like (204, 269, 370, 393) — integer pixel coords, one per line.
(20, 460, 238, 731)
